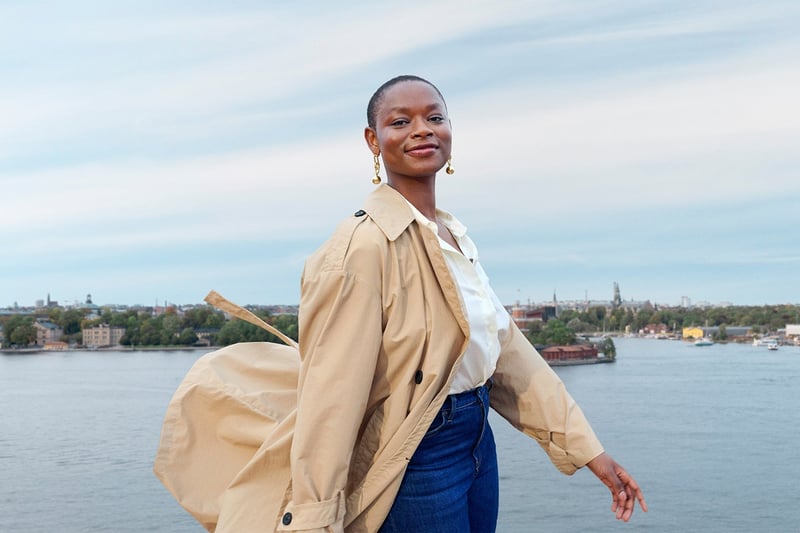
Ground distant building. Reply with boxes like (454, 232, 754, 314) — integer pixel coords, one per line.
(540, 344, 599, 363)
(34, 321, 63, 346)
(682, 327, 704, 339)
(683, 326, 752, 339)
(195, 328, 220, 347)
(510, 303, 543, 330)
(510, 303, 556, 331)
(83, 324, 125, 347)
(80, 294, 101, 319)
(702, 326, 751, 338)
(786, 324, 800, 338)
(643, 323, 669, 335)
(44, 341, 69, 351)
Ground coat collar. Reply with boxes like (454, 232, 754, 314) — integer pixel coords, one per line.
(362, 184, 416, 242)
(362, 184, 471, 360)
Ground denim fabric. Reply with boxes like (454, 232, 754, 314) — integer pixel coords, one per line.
(379, 382, 498, 533)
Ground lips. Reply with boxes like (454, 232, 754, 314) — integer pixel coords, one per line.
(406, 143, 438, 156)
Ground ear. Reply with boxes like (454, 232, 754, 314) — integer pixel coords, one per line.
(364, 127, 380, 155)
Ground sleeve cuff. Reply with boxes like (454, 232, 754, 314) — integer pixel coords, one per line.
(547, 431, 605, 475)
(276, 490, 346, 531)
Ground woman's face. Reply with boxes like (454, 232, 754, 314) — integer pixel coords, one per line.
(365, 81, 452, 183)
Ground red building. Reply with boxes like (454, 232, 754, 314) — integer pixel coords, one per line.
(539, 344, 599, 363)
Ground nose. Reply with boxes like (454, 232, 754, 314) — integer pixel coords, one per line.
(411, 117, 433, 138)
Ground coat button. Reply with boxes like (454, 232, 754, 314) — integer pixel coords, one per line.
(282, 512, 292, 525)
(414, 370, 423, 384)
(354, 209, 366, 217)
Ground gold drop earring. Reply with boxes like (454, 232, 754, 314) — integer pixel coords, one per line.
(445, 156, 455, 175)
(372, 153, 382, 184)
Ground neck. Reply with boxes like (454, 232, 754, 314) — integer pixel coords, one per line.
(387, 177, 437, 220)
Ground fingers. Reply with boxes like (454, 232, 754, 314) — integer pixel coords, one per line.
(612, 487, 631, 521)
(609, 467, 647, 522)
(618, 467, 648, 514)
(589, 454, 647, 521)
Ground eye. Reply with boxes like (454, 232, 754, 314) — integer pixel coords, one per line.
(390, 118, 409, 126)
(429, 115, 445, 123)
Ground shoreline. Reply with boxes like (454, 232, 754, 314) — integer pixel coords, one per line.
(548, 357, 615, 367)
(0, 345, 213, 355)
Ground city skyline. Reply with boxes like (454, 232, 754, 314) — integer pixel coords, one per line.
(3, 1, 799, 308)
(0, 286, 780, 310)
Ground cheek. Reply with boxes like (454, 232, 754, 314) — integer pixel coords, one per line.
(438, 128, 453, 147)
(377, 132, 402, 154)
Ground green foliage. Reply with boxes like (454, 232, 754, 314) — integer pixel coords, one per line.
(2, 315, 34, 347)
(214, 312, 298, 346)
(540, 304, 799, 335)
(566, 317, 592, 333)
(531, 319, 576, 346)
(61, 309, 88, 335)
(181, 307, 225, 329)
(4, 316, 36, 346)
(1, 301, 794, 351)
(602, 337, 616, 360)
(178, 328, 198, 345)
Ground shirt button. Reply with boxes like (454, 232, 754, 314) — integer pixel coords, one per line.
(414, 370, 423, 384)
(282, 512, 292, 525)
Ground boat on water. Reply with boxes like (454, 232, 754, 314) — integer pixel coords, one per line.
(754, 337, 780, 350)
(694, 338, 714, 346)
(753, 337, 779, 346)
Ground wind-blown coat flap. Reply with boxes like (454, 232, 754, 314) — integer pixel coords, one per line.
(153, 341, 300, 531)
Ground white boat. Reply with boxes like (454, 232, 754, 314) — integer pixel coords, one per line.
(767, 343, 779, 351)
(694, 338, 714, 346)
(754, 337, 779, 346)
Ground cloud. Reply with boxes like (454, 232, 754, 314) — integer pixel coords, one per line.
(447, 47, 800, 220)
(3, 0, 799, 306)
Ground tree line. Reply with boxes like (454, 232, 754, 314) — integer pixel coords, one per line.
(0, 306, 298, 349)
(554, 304, 797, 336)
(519, 304, 798, 347)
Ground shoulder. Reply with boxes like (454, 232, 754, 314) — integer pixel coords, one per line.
(305, 210, 389, 276)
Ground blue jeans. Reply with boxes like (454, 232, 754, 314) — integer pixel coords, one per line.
(379, 382, 499, 533)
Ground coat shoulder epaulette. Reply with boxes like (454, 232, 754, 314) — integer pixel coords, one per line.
(319, 209, 373, 272)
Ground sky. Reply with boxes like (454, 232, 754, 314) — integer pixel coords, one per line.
(2, 0, 799, 309)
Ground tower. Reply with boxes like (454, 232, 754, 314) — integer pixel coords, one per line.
(612, 282, 621, 309)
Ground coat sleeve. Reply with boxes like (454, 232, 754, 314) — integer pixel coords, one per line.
(490, 321, 605, 475)
(277, 234, 384, 532)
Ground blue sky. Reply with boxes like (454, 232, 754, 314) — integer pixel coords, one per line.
(2, 0, 798, 308)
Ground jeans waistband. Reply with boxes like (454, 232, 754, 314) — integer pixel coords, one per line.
(442, 379, 492, 412)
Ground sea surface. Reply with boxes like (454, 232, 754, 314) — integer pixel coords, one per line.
(1, 338, 798, 532)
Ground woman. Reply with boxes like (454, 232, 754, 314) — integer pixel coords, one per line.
(280, 75, 646, 532)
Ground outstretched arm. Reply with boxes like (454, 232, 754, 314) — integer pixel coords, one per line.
(586, 452, 648, 522)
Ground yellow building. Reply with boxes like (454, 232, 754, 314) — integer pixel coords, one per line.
(682, 327, 704, 339)
(83, 324, 125, 347)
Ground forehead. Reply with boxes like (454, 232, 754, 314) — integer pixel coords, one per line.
(378, 81, 446, 114)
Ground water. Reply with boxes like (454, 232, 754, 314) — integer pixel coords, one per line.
(1, 339, 798, 532)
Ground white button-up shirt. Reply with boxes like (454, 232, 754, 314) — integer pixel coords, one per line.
(405, 201, 510, 394)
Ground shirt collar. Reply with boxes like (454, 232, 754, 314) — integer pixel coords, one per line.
(403, 198, 477, 261)
(402, 197, 468, 238)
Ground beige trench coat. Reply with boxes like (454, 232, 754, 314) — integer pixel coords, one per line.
(154, 184, 604, 533)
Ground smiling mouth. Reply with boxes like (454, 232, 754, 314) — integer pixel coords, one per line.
(407, 143, 438, 154)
